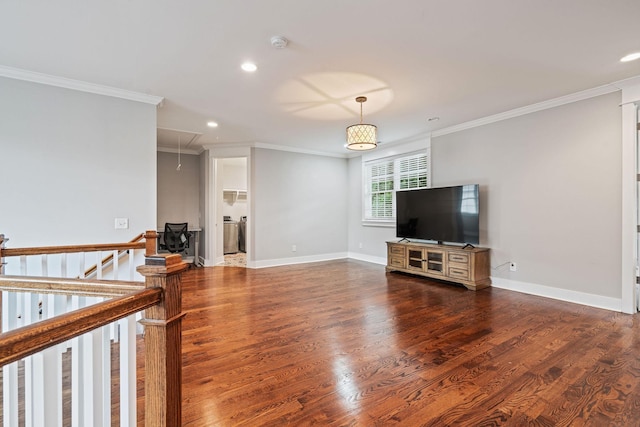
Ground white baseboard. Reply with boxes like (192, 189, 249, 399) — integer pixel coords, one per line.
(491, 276, 622, 312)
(347, 252, 387, 265)
(200, 256, 623, 312)
(252, 252, 348, 269)
(207, 256, 224, 266)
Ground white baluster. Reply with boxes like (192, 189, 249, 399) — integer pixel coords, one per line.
(129, 249, 135, 280)
(119, 314, 138, 426)
(24, 292, 41, 426)
(42, 346, 62, 427)
(113, 249, 119, 280)
(71, 295, 85, 427)
(61, 253, 67, 278)
(96, 251, 102, 280)
(2, 292, 19, 427)
(42, 254, 48, 277)
(94, 321, 111, 426)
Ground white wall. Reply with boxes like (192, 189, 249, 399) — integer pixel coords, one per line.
(252, 148, 348, 265)
(157, 151, 200, 227)
(0, 77, 157, 249)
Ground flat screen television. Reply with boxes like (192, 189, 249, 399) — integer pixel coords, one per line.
(396, 184, 480, 245)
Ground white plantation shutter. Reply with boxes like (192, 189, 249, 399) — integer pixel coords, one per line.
(398, 153, 428, 190)
(369, 160, 394, 218)
(364, 151, 429, 221)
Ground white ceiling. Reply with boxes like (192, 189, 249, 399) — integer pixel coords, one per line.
(2, 1, 640, 156)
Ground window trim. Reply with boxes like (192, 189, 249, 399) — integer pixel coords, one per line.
(361, 147, 431, 226)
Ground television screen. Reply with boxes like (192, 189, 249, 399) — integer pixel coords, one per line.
(396, 184, 480, 245)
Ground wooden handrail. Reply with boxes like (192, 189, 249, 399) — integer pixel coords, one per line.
(2, 241, 146, 257)
(0, 287, 162, 367)
(0, 275, 144, 297)
(83, 232, 146, 278)
(0, 229, 158, 258)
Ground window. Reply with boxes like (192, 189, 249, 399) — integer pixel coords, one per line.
(364, 151, 429, 223)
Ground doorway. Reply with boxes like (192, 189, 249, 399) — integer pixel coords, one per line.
(219, 157, 247, 267)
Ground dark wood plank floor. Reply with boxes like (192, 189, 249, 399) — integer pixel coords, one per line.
(161, 259, 640, 426)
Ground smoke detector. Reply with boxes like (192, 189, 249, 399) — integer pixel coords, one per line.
(270, 36, 288, 49)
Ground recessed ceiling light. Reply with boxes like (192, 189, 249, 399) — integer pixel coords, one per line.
(241, 62, 257, 72)
(207, 121, 218, 128)
(620, 52, 640, 63)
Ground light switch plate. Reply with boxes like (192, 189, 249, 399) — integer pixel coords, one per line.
(115, 217, 129, 229)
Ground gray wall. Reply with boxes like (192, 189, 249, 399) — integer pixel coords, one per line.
(252, 148, 348, 263)
(1, 77, 157, 248)
(347, 92, 622, 301)
(432, 92, 622, 298)
(157, 151, 200, 228)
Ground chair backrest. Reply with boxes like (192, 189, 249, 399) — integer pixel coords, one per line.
(163, 223, 189, 253)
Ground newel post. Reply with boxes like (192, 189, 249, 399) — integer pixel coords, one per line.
(137, 254, 188, 427)
(144, 230, 159, 256)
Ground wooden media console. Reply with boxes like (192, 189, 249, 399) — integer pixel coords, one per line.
(386, 241, 491, 290)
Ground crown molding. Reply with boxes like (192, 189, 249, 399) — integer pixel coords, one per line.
(0, 65, 164, 106)
(157, 146, 201, 155)
(253, 142, 348, 159)
(201, 141, 349, 159)
(611, 75, 640, 105)
(431, 83, 621, 138)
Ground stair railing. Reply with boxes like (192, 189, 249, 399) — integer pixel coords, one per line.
(0, 231, 185, 427)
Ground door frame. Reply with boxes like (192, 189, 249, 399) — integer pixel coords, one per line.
(620, 77, 640, 313)
(203, 146, 252, 267)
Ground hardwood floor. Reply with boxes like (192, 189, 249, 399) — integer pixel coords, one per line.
(169, 260, 640, 425)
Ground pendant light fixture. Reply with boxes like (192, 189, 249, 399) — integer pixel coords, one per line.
(346, 96, 377, 151)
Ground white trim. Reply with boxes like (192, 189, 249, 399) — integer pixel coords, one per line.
(620, 102, 638, 314)
(361, 139, 430, 162)
(250, 252, 348, 269)
(361, 220, 395, 228)
(157, 146, 200, 155)
(432, 84, 620, 138)
(202, 142, 348, 159)
(613, 75, 640, 105)
(0, 65, 164, 106)
(362, 148, 430, 223)
(347, 252, 387, 265)
(491, 277, 622, 312)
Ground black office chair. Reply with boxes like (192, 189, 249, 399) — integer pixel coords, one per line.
(160, 222, 191, 254)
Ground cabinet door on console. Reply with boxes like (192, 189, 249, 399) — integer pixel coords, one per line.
(406, 247, 424, 271)
(425, 249, 446, 276)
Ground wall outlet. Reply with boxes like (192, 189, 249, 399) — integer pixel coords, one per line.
(114, 217, 129, 229)
(292, 245, 297, 252)
(510, 262, 517, 272)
